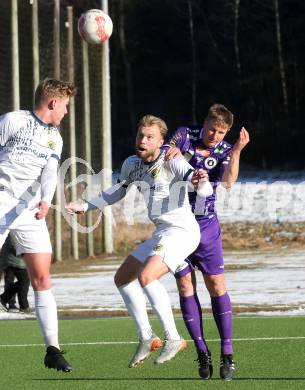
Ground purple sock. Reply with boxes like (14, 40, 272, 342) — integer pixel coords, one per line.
(180, 294, 208, 353)
(211, 292, 233, 355)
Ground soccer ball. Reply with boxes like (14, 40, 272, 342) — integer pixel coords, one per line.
(78, 9, 113, 44)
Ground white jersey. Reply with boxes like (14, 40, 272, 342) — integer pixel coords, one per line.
(88, 151, 205, 230)
(0, 110, 62, 199)
(84, 151, 214, 272)
(120, 153, 196, 228)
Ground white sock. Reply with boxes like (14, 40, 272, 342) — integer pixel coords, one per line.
(143, 280, 180, 340)
(34, 289, 59, 349)
(118, 281, 152, 340)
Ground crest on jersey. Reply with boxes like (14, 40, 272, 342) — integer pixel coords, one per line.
(47, 140, 56, 150)
(150, 167, 161, 178)
(204, 157, 217, 169)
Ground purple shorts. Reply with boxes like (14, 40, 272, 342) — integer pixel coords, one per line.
(175, 215, 224, 277)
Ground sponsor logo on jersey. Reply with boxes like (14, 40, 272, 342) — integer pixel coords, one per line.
(169, 133, 182, 147)
(214, 148, 224, 154)
(204, 157, 217, 169)
(153, 244, 164, 252)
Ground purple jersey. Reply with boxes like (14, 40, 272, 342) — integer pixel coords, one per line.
(165, 126, 232, 219)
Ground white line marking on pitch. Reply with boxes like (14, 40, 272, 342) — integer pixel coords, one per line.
(1, 336, 305, 348)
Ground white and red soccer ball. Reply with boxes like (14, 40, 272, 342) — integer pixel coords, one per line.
(78, 9, 113, 44)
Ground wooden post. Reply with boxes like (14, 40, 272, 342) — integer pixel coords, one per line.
(101, 0, 113, 253)
(11, 0, 19, 110)
(67, 6, 79, 260)
(81, 39, 94, 257)
(31, 0, 39, 92)
(53, 0, 62, 261)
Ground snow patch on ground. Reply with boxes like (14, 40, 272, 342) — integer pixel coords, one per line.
(1, 248, 304, 319)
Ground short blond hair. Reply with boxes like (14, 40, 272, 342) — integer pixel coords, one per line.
(137, 115, 168, 139)
(34, 78, 77, 108)
(205, 104, 234, 128)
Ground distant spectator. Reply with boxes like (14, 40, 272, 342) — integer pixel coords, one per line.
(0, 235, 31, 313)
(4, 267, 19, 312)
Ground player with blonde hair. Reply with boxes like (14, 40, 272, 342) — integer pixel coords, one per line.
(0, 78, 76, 372)
(66, 114, 213, 367)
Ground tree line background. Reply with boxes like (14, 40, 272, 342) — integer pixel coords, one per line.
(1, 0, 305, 171)
(97, 0, 305, 170)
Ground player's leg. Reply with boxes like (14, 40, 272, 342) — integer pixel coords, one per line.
(176, 267, 212, 379)
(176, 268, 208, 352)
(0, 229, 11, 311)
(204, 273, 235, 380)
(201, 216, 235, 380)
(139, 255, 181, 340)
(13, 218, 72, 373)
(195, 216, 235, 380)
(114, 255, 162, 368)
(204, 273, 232, 354)
(12, 267, 30, 311)
(0, 268, 19, 311)
(23, 253, 55, 340)
(24, 252, 71, 372)
(115, 255, 156, 340)
(4, 267, 18, 310)
(139, 255, 186, 364)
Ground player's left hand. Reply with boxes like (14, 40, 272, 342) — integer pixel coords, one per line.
(35, 200, 49, 220)
(191, 168, 209, 188)
(165, 147, 182, 160)
(232, 127, 250, 153)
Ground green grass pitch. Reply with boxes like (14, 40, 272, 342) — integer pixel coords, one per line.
(0, 316, 304, 390)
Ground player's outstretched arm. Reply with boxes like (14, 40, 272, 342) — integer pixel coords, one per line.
(66, 157, 131, 215)
(65, 180, 128, 215)
(221, 127, 250, 189)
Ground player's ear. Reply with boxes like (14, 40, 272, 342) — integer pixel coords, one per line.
(48, 99, 57, 110)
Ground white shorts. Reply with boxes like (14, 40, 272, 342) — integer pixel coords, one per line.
(131, 223, 200, 274)
(0, 190, 52, 255)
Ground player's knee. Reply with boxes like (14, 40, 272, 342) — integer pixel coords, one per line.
(205, 274, 226, 296)
(30, 275, 51, 290)
(138, 270, 153, 288)
(208, 283, 226, 297)
(177, 276, 194, 296)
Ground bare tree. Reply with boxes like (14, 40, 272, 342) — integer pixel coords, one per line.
(118, 0, 136, 134)
(233, 0, 241, 80)
(187, 0, 197, 124)
(274, 0, 288, 118)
